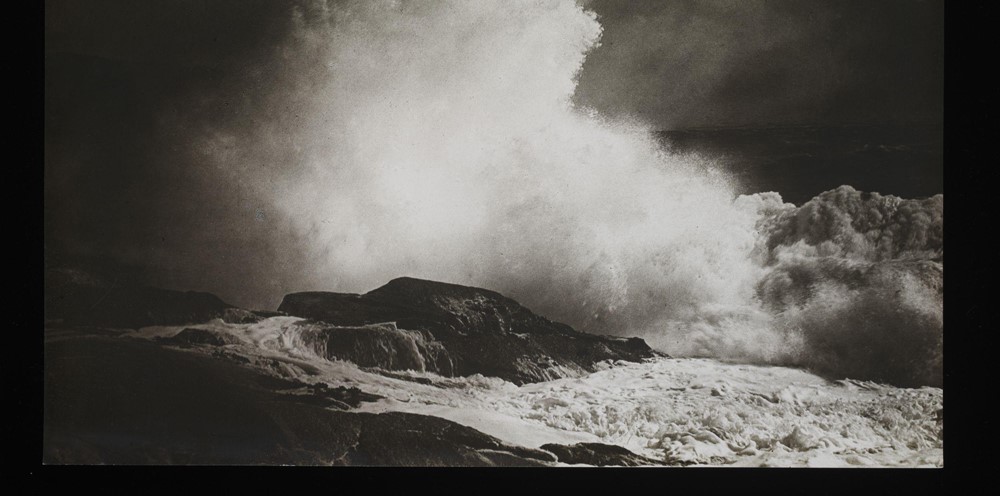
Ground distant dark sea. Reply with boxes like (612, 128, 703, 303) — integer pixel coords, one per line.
(657, 123, 943, 206)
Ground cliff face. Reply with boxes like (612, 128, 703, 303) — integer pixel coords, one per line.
(278, 277, 661, 384)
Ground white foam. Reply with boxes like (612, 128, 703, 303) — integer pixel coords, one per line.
(188, 2, 942, 387)
(162, 324, 941, 467)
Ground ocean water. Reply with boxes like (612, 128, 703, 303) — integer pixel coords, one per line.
(659, 123, 943, 206)
(123, 318, 944, 467)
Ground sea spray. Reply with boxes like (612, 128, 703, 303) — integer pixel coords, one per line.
(192, 0, 942, 386)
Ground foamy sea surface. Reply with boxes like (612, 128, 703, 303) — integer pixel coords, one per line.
(130, 317, 943, 467)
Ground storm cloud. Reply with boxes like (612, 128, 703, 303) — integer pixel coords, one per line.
(574, 0, 943, 129)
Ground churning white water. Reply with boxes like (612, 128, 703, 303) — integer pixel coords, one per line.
(197, 0, 942, 386)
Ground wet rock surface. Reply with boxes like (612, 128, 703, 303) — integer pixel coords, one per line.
(541, 442, 667, 466)
(43, 333, 555, 466)
(278, 277, 662, 384)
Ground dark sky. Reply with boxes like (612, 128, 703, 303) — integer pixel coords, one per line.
(44, 0, 944, 309)
(46, 0, 944, 128)
(574, 0, 943, 129)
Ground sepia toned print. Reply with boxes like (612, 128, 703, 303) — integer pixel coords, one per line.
(44, 0, 942, 467)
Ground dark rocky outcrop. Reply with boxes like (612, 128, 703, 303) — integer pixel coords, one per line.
(308, 384, 383, 409)
(45, 269, 254, 328)
(164, 328, 243, 347)
(45, 271, 660, 384)
(278, 277, 662, 384)
(541, 442, 667, 466)
(43, 333, 555, 466)
(310, 323, 430, 370)
(292, 321, 456, 376)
